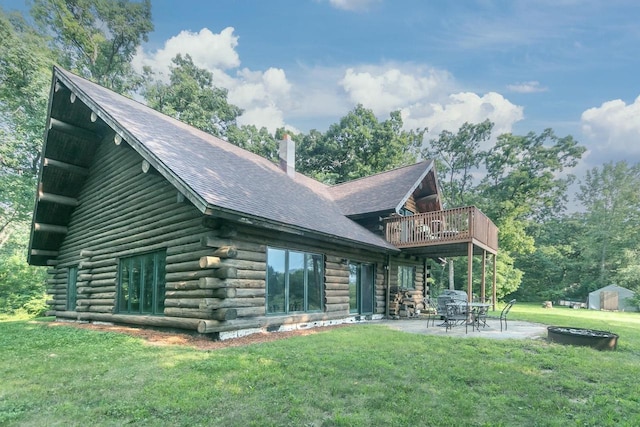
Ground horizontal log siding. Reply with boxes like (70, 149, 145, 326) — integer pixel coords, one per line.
(47, 136, 410, 333)
(48, 137, 210, 323)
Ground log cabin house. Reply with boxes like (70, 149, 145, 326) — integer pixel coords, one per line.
(28, 67, 498, 339)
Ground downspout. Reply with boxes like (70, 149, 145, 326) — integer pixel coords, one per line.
(385, 253, 391, 319)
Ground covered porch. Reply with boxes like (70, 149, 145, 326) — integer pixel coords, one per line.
(384, 206, 499, 309)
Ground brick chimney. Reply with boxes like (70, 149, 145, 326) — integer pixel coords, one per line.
(279, 134, 295, 178)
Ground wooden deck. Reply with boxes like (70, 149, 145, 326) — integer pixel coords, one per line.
(384, 206, 498, 256)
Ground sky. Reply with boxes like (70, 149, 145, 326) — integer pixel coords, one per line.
(3, 0, 640, 192)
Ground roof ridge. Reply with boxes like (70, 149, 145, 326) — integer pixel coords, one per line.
(330, 159, 432, 188)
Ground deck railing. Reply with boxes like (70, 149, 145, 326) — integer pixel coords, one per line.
(384, 206, 498, 252)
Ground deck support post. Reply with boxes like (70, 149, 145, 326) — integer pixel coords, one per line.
(481, 250, 487, 303)
(492, 253, 497, 311)
(467, 242, 473, 302)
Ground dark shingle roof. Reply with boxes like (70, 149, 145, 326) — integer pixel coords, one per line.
(55, 68, 398, 251)
(329, 160, 434, 217)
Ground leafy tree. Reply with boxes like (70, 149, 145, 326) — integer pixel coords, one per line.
(31, 0, 153, 93)
(422, 120, 492, 207)
(143, 53, 243, 138)
(477, 130, 585, 298)
(0, 231, 48, 316)
(297, 105, 425, 184)
(479, 129, 585, 222)
(226, 124, 280, 162)
(0, 9, 54, 240)
(575, 161, 640, 292)
(514, 215, 585, 301)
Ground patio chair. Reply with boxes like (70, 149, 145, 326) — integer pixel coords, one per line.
(445, 301, 469, 334)
(499, 299, 516, 332)
(425, 298, 440, 328)
(473, 304, 490, 331)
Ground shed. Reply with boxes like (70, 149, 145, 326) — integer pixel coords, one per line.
(588, 285, 637, 312)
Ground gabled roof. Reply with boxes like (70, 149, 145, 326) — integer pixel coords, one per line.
(32, 67, 428, 264)
(329, 160, 438, 217)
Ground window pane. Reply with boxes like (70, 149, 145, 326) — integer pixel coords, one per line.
(349, 263, 359, 313)
(288, 251, 305, 312)
(267, 248, 286, 314)
(117, 251, 165, 315)
(307, 254, 323, 311)
(119, 260, 130, 312)
(361, 264, 374, 314)
(130, 259, 141, 313)
(155, 253, 166, 314)
(142, 256, 154, 314)
(398, 266, 415, 290)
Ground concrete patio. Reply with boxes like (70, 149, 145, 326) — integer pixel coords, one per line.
(377, 317, 548, 340)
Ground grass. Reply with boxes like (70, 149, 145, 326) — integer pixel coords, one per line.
(1, 306, 639, 426)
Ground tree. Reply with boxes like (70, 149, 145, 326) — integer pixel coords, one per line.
(0, 227, 48, 316)
(143, 54, 243, 138)
(576, 161, 640, 292)
(0, 9, 54, 240)
(514, 215, 586, 301)
(297, 105, 425, 183)
(226, 124, 280, 162)
(31, 0, 153, 93)
(422, 120, 492, 207)
(479, 129, 585, 223)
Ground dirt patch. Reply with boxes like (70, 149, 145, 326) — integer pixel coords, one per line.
(42, 320, 350, 350)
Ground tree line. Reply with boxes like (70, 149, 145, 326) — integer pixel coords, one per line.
(1, 1, 639, 315)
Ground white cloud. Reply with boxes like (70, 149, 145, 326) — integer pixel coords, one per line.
(133, 27, 295, 134)
(228, 67, 293, 133)
(133, 27, 240, 78)
(134, 29, 525, 142)
(507, 81, 548, 93)
(337, 65, 523, 145)
(403, 92, 524, 144)
(327, 0, 380, 12)
(340, 66, 449, 115)
(581, 95, 640, 156)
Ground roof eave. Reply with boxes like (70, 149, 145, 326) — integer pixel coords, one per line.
(52, 67, 210, 214)
(204, 205, 400, 253)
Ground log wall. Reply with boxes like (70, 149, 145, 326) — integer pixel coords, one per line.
(46, 135, 426, 334)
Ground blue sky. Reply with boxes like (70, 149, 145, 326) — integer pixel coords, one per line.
(4, 0, 640, 187)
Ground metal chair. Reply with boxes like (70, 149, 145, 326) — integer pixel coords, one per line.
(445, 301, 469, 333)
(500, 299, 516, 332)
(425, 298, 439, 328)
(473, 304, 490, 331)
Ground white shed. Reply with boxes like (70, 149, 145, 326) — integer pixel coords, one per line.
(588, 284, 637, 312)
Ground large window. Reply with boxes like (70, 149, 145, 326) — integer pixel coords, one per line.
(67, 266, 77, 311)
(117, 251, 166, 315)
(398, 265, 415, 290)
(267, 248, 323, 314)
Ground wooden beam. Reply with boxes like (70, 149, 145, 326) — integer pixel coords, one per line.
(34, 222, 68, 234)
(43, 158, 89, 176)
(141, 159, 157, 174)
(31, 249, 59, 257)
(49, 117, 100, 142)
(38, 191, 80, 207)
(492, 253, 497, 312)
(467, 242, 473, 302)
(481, 250, 486, 303)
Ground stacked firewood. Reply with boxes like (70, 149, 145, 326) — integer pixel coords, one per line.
(389, 289, 425, 318)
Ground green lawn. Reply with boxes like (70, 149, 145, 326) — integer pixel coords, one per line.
(1, 305, 639, 426)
